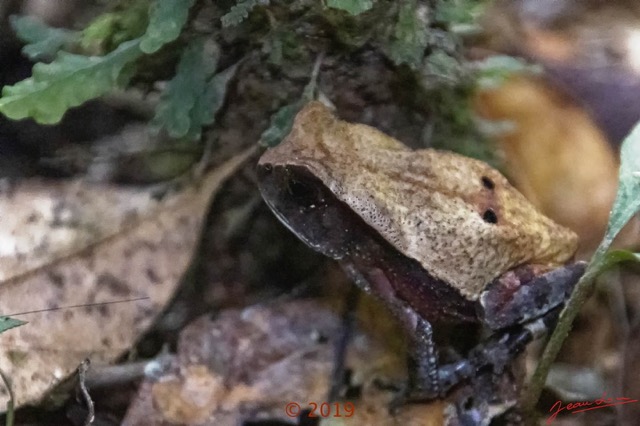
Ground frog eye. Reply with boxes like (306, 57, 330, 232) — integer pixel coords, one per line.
(288, 177, 316, 200)
(482, 208, 498, 224)
(481, 176, 495, 190)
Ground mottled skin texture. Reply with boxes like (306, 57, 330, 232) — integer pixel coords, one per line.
(258, 102, 578, 301)
(257, 102, 584, 405)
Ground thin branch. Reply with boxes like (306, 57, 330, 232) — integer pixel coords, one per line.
(0, 370, 15, 426)
(78, 359, 95, 426)
(85, 352, 173, 388)
(520, 266, 598, 421)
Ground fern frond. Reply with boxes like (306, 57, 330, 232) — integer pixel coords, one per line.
(0, 39, 143, 124)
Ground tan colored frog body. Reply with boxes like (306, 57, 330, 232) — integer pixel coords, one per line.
(259, 102, 577, 301)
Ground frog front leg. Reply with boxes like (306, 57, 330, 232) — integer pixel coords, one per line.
(390, 313, 482, 408)
(458, 262, 587, 385)
(406, 316, 475, 400)
(449, 261, 586, 384)
(341, 262, 452, 400)
(405, 262, 586, 404)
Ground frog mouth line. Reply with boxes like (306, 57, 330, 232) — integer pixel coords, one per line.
(256, 163, 478, 325)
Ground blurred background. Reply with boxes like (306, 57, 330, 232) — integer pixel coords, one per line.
(0, 0, 639, 425)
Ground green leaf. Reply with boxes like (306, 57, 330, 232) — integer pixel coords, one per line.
(594, 121, 640, 259)
(80, 2, 149, 53)
(10, 15, 77, 60)
(151, 39, 238, 141)
(198, 65, 238, 126)
(152, 38, 220, 139)
(424, 51, 460, 83)
(326, 0, 374, 16)
(0, 39, 143, 124)
(578, 119, 640, 274)
(0, 317, 26, 334)
(562, 111, 640, 281)
(388, 0, 429, 69)
(140, 0, 197, 54)
(221, 0, 262, 28)
(475, 55, 542, 89)
(260, 54, 321, 147)
(599, 250, 640, 273)
(524, 119, 640, 411)
(186, 63, 239, 140)
(260, 101, 304, 147)
(81, 13, 120, 50)
(434, 0, 481, 25)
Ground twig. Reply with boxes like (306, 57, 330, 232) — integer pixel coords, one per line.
(77, 359, 94, 426)
(0, 370, 14, 426)
(605, 269, 630, 422)
(520, 266, 599, 421)
(303, 51, 325, 101)
(193, 135, 215, 178)
(85, 351, 174, 388)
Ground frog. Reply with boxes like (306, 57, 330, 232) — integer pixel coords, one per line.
(256, 101, 585, 406)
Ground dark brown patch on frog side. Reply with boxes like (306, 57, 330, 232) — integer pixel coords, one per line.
(257, 164, 477, 324)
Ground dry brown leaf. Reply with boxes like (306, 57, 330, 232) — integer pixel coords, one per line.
(152, 365, 224, 424)
(480, 0, 640, 147)
(0, 146, 255, 408)
(482, 0, 640, 74)
(122, 300, 448, 426)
